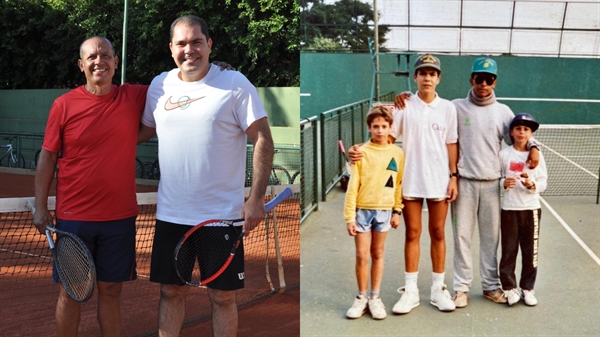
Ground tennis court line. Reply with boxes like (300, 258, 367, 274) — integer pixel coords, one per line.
(0, 247, 52, 260)
(540, 144, 599, 179)
(498, 97, 600, 103)
(540, 197, 600, 266)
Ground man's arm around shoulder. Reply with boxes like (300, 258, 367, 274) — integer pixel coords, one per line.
(138, 123, 156, 144)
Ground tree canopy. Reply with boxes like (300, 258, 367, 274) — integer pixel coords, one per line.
(0, 0, 299, 89)
(300, 0, 389, 52)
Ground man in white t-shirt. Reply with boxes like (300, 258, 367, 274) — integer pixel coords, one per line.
(138, 15, 274, 337)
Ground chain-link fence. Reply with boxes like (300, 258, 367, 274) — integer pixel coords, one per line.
(318, 92, 395, 201)
(299, 117, 318, 223)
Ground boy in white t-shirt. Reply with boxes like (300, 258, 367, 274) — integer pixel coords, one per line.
(389, 54, 458, 314)
(498, 113, 547, 306)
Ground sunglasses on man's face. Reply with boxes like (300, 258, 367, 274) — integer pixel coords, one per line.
(474, 75, 496, 85)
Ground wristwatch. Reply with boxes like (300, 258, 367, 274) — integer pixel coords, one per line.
(450, 172, 459, 178)
(392, 210, 402, 216)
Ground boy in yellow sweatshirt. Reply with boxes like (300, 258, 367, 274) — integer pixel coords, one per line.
(344, 105, 405, 320)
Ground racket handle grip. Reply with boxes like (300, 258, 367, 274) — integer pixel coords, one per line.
(265, 187, 293, 213)
(338, 140, 345, 153)
(45, 229, 55, 249)
(26, 200, 36, 214)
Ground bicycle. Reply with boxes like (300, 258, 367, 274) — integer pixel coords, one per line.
(245, 149, 291, 186)
(34, 149, 61, 170)
(151, 159, 160, 180)
(269, 164, 291, 185)
(0, 136, 26, 168)
(135, 157, 144, 179)
(142, 161, 154, 179)
(291, 170, 301, 184)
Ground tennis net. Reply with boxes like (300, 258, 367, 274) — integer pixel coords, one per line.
(0, 185, 300, 336)
(534, 125, 600, 198)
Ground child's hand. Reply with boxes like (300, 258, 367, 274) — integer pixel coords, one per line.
(346, 222, 357, 236)
(520, 173, 536, 189)
(390, 213, 401, 229)
(504, 177, 517, 189)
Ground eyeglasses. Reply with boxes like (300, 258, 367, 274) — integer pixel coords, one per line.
(473, 75, 496, 85)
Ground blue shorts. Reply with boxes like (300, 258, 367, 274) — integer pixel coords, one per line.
(149, 219, 245, 290)
(53, 216, 137, 283)
(355, 209, 392, 233)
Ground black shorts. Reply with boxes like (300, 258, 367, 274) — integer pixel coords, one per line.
(149, 219, 245, 290)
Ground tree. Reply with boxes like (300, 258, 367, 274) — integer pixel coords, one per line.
(0, 0, 299, 89)
(300, 0, 389, 52)
(0, 0, 85, 89)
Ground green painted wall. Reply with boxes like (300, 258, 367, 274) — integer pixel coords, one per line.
(300, 53, 410, 119)
(300, 53, 600, 124)
(0, 87, 299, 145)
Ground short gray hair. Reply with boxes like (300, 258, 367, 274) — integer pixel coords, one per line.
(79, 36, 115, 59)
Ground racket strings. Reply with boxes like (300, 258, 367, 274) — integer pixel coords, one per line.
(55, 236, 95, 300)
(176, 224, 239, 285)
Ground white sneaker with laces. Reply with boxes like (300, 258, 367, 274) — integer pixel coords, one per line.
(506, 288, 520, 306)
(368, 296, 387, 320)
(392, 287, 420, 314)
(430, 285, 456, 312)
(346, 295, 369, 318)
(522, 290, 538, 306)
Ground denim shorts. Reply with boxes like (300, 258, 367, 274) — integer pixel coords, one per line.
(355, 209, 392, 233)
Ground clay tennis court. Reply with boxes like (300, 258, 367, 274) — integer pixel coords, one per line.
(0, 169, 299, 336)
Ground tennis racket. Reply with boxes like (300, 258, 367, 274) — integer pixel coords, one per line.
(174, 187, 293, 287)
(27, 201, 96, 302)
(338, 140, 352, 174)
(45, 225, 96, 302)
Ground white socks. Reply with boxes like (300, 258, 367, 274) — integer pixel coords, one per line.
(432, 272, 445, 288)
(405, 271, 418, 291)
(405, 271, 445, 290)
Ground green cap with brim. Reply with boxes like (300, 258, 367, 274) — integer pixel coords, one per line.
(472, 57, 497, 76)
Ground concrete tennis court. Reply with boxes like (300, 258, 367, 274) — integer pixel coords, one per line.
(300, 187, 599, 336)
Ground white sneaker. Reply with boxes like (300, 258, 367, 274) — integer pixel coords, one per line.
(430, 285, 456, 312)
(506, 288, 520, 306)
(453, 291, 468, 308)
(392, 287, 420, 314)
(346, 295, 369, 318)
(522, 290, 538, 306)
(368, 296, 387, 320)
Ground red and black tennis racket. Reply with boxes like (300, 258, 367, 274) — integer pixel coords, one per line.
(173, 187, 293, 287)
